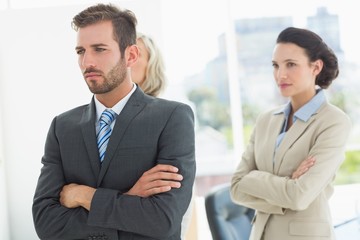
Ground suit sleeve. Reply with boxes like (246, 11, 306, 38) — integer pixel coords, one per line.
(231, 111, 352, 214)
(32, 117, 118, 239)
(230, 124, 286, 214)
(87, 103, 196, 238)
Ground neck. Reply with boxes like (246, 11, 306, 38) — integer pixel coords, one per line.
(96, 80, 133, 108)
(290, 89, 316, 112)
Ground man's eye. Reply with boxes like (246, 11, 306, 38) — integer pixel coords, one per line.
(76, 49, 84, 55)
(95, 48, 105, 52)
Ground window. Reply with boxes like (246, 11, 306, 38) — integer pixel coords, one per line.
(160, 0, 360, 194)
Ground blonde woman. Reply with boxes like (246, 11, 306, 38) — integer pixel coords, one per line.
(132, 32, 196, 240)
(131, 32, 166, 97)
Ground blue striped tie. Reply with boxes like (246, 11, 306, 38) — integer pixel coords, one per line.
(97, 109, 117, 162)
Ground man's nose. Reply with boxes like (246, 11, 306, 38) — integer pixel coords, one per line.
(80, 52, 96, 69)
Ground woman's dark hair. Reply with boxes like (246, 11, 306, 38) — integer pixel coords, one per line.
(276, 27, 339, 89)
(72, 3, 137, 58)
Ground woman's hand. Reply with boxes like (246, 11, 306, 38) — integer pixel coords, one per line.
(291, 156, 316, 179)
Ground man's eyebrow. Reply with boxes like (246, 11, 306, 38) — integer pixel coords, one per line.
(91, 43, 108, 48)
(75, 43, 109, 50)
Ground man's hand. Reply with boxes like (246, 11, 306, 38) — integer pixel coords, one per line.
(292, 156, 316, 179)
(60, 165, 182, 210)
(125, 164, 183, 197)
(60, 183, 96, 211)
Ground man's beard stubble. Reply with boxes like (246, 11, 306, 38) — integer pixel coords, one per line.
(85, 59, 127, 94)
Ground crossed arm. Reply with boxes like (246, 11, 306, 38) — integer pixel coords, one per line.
(291, 156, 315, 179)
(60, 156, 313, 211)
(60, 164, 183, 211)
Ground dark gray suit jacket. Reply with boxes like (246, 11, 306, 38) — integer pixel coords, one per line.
(32, 87, 196, 240)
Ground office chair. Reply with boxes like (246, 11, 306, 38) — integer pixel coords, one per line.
(205, 183, 255, 240)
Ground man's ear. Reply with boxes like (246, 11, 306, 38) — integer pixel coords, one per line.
(125, 44, 139, 67)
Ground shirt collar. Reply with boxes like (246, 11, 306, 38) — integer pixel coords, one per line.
(95, 83, 137, 121)
(274, 89, 326, 122)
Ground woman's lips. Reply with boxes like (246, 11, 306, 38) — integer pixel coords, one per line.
(279, 83, 291, 89)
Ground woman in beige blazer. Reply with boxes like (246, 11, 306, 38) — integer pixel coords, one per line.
(230, 27, 352, 240)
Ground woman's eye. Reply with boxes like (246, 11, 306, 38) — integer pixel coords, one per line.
(287, 62, 296, 67)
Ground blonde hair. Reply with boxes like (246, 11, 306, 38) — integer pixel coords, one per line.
(137, 32, 166, 97)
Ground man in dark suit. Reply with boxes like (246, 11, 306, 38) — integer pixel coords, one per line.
(32, 3, 196, 240)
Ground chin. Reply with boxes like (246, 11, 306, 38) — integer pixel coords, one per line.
(278, 86, 292, 94)
(279, 91, 292, 98)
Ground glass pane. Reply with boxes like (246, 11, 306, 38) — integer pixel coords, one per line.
(159, 0, 360, 194)
(161, 0, 238, 190)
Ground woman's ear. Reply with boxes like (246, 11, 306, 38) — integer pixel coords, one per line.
(125, 44, 139, 67)
(313, 59, 324, 75)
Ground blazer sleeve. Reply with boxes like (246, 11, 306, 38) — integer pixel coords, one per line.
(231, 108, 352, 214)
(230, 123, 286, 214)
(87, 103, 196, 238)
(32, 117, 119, 239)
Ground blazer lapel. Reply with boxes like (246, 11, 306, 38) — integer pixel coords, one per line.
(80, 98, 101, 180)
(273, 116, 316, 174)
(264, 113, 284, 173)
(97, 88, 147, 186)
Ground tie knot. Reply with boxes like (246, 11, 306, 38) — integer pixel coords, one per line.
(100, 109, 117, 126)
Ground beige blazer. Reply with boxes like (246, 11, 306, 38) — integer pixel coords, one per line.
(230, 101, 351, 240)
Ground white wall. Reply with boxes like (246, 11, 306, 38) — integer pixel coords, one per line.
(0, 110, 9, 240)
(0, 1, 162, 239)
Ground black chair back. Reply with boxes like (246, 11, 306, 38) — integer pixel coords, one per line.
(205, 183, 255, 240)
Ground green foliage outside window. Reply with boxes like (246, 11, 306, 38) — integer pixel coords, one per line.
(335, 150, 360, 185)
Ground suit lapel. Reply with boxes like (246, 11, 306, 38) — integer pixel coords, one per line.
(97, 88, 147, 186)
(265, 114, 284, 173)
(80, 98, 101, 180)
(273, 116, 316, 174)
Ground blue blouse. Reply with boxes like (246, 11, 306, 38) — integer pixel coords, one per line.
(274, 89, 326, 149)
